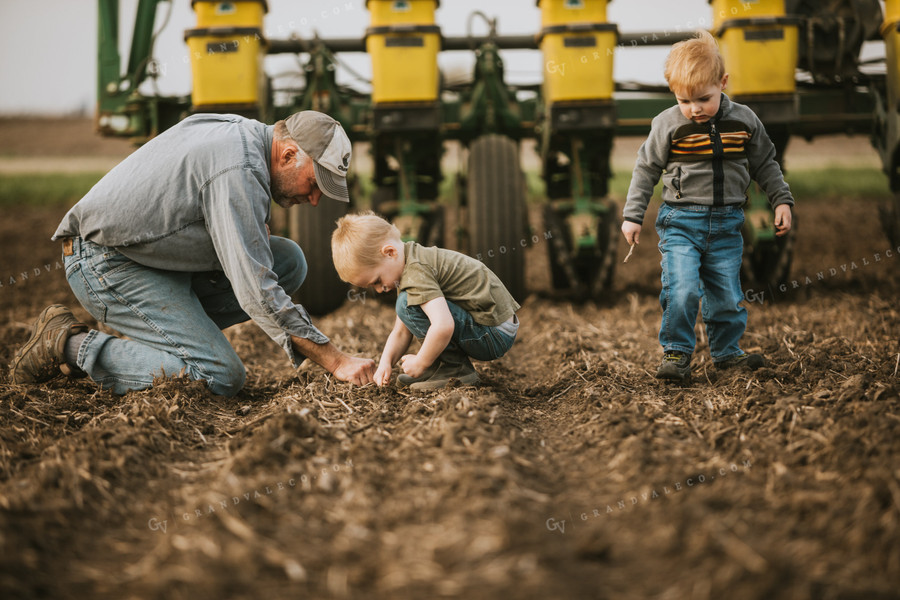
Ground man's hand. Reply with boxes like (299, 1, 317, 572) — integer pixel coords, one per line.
(332, 354, 376, 386)
(291, 336, 375, 386)
(622, 221, 642, 246)
(400, 353, 430, 378)
(774, 204, 792, 237)
(374, 362, 392, 387)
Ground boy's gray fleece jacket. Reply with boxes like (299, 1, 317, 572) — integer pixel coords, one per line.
(623, 93, 794, 225)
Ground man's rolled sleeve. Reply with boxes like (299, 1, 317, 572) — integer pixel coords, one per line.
(202, 167, 329, 367)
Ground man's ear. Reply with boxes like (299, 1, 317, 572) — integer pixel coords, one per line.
(280, 144, 297, 167)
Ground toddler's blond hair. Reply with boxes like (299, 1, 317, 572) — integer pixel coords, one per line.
(331, 211, 402, 282)
(664, 30, 725, 96)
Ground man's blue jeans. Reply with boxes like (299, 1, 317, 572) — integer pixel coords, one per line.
(655, 203, 747, 362)
(63, 235, 307, 396)
(395, 291, 516, 362)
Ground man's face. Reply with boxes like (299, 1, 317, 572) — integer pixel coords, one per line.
(271, 153, 323, 209)
(673, 77, 727, 123)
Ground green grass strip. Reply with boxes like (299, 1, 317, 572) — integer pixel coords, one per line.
(0, 167, 890, 208)
(0, 172, 105, 207)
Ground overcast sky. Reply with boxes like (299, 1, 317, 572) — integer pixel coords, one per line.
(0, 0, 885, 115)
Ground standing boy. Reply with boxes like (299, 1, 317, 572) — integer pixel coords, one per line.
(621, 31, 793, 382)
(331, 212, 520, 390)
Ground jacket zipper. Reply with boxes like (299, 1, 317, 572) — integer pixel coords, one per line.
(710, 121, 724, 206)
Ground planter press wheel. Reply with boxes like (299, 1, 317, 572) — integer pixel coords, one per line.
(466, 134, 528, 303)
(420, 205, 445, 249)
(542, 201, 619, 300)
(880, 192, 900, 249)
(371, 185, 396, 217)
(741, 216, 796, 291)
(588, 203, 619, 299)
(369, 187, 445, 305)
(290, 200, 350, 316)
(543, 204, 578, 292)
(372, 187, 445, 249)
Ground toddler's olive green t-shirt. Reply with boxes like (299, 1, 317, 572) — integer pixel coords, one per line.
(398, 241, 520, 326)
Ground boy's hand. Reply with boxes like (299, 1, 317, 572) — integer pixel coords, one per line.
(374, 362, 392, 387)
(622, 221, 642, 246)
(400, 353, 430, 378)
(774, 204, 792, 237)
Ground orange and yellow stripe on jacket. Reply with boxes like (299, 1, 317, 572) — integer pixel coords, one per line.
(668, 120, 751, 162)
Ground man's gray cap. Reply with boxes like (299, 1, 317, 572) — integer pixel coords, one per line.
(284, 111, 351, 202)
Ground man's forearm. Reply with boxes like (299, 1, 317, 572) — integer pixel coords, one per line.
(291, 335, 342, 373)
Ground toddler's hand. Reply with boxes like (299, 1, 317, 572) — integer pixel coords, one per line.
(374, 362, 392, 387)
(621, 221, 641, 246)
(774, 204, 792, 236)
(400, 354, 428, 378)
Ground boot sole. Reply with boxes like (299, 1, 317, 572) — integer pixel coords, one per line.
(10, 305, 70, 384)
(410, 372, 480, 391)
(714, 360, 766, 371)
(657, 375, 692, 385)
(656, 369, 691, 383)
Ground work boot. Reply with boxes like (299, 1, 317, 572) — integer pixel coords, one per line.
(714, 351, 766, 371)
(397, 349, 479, 391)
(656, 351, 692, 382)
(9, 305, 88, 384)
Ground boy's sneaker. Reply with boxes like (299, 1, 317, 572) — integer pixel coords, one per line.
(656, 351, 692, 382)
(398, 354, 479, 391)
(714, 352, 765, 371)
(10, 305, 88, 384)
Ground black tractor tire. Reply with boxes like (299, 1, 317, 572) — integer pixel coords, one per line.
(289, 201, 350, 316)
(466, 134, 528, 302)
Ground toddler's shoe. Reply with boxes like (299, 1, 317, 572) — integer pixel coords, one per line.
(714, 352, 765, 371)
(656, 351, 691, 382)
(398, 353, 479, 391)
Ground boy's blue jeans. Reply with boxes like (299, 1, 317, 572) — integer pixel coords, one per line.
(63, 235, 307, 396)
(655, 203, 747, 362)
(395, 291, 516, 362)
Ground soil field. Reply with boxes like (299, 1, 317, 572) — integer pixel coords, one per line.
(1, 188, 899, 599)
